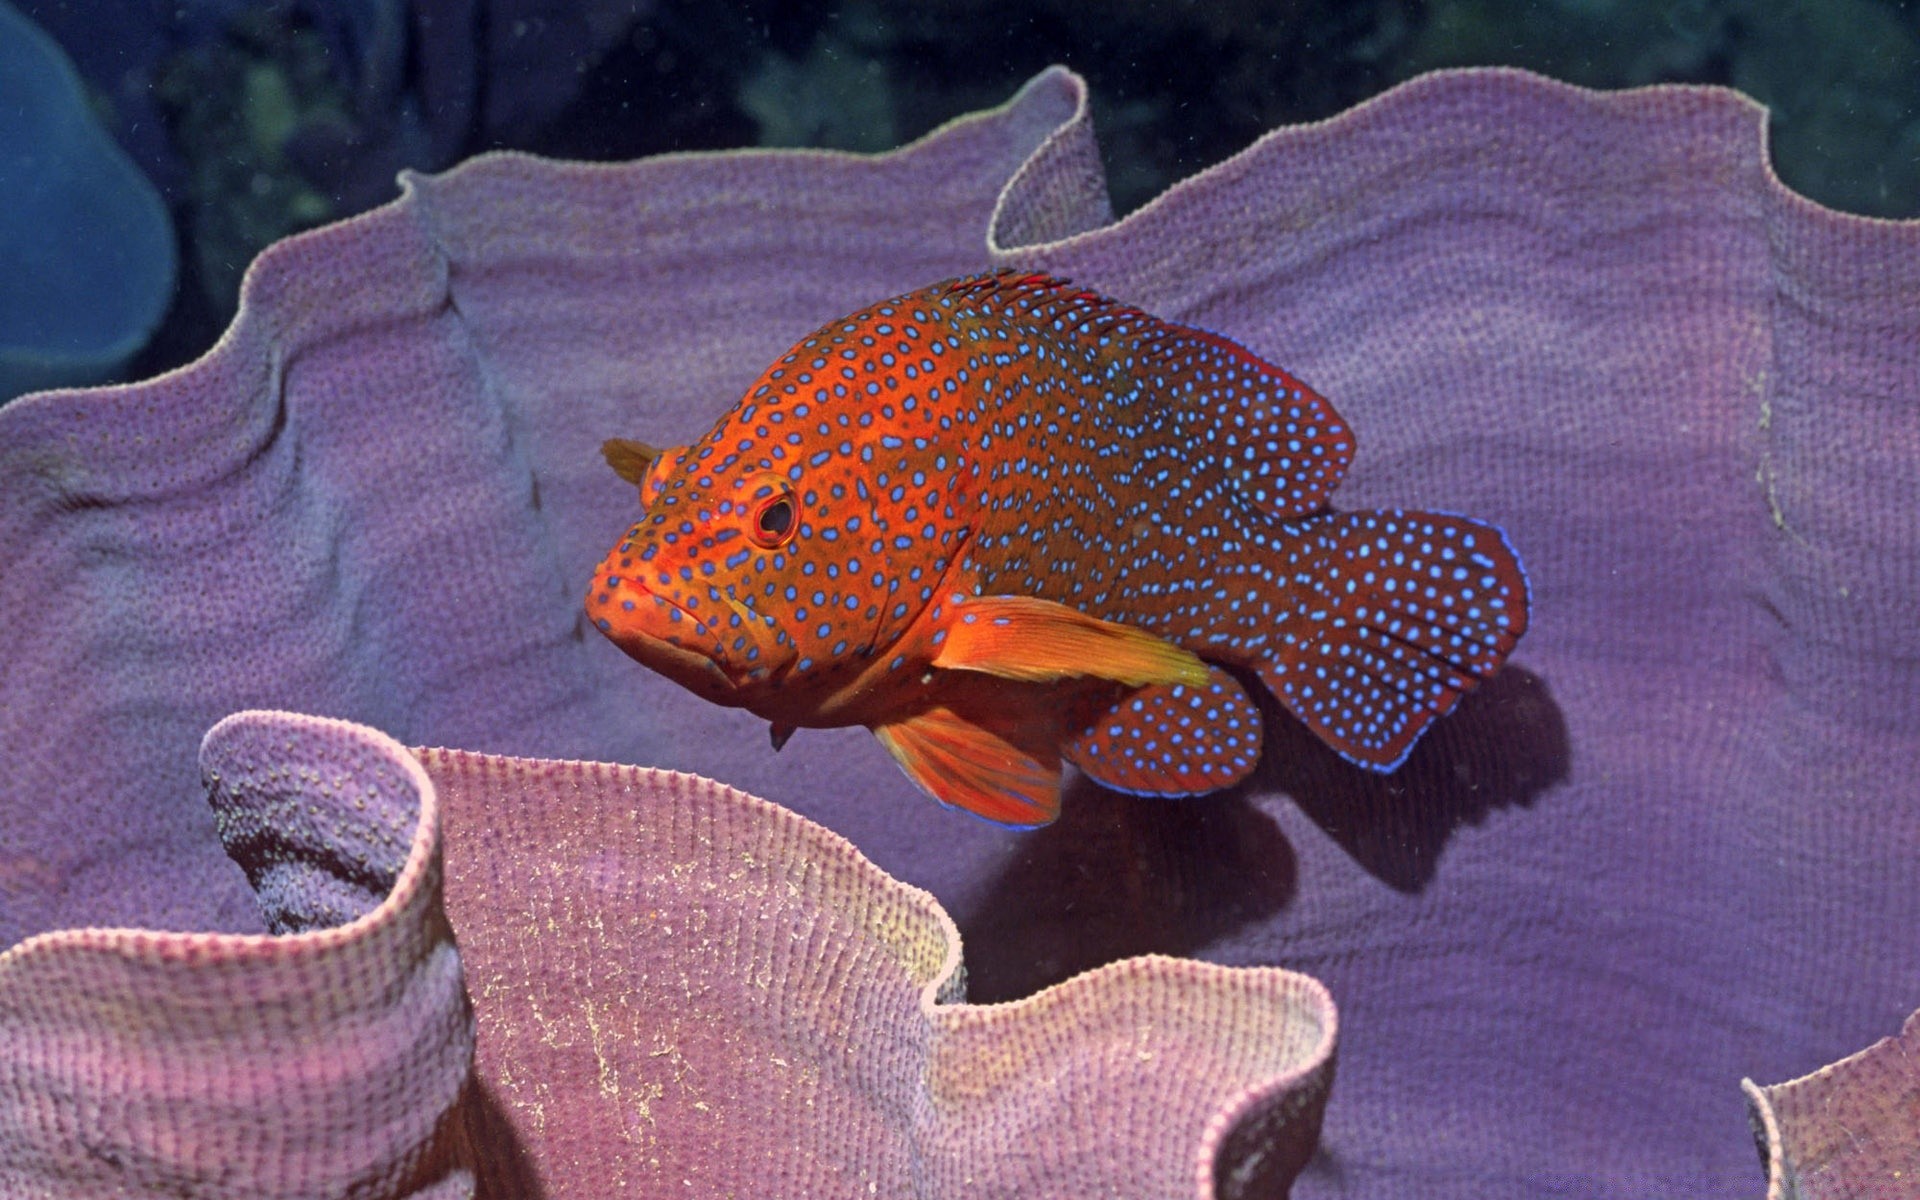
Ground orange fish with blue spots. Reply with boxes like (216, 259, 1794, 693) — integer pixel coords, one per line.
(588, 271, 1529, 826)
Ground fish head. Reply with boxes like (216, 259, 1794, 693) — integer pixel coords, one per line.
(585, 436, 801, 707)
(588, 406, 974, 720)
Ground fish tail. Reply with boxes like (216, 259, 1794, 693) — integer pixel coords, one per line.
(1252, 509, 1529, 770)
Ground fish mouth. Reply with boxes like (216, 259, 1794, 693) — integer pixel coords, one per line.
(587, 575, 737, 700)
(587, 572, 793, 701)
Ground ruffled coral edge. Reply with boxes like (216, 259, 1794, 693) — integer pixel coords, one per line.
(416, 746, 1339, 1199)
(0, 710, 441, 972)
(1743, 1005, 1920, 1200)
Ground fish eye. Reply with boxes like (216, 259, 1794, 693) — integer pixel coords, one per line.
(749, 486, 796, 549)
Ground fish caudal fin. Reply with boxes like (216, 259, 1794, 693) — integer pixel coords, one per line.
(1065, 665, 1264, 796)
(1257, 509, 1529, 771)
(873, 705, 1063, 827)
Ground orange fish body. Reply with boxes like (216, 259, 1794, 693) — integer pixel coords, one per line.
(588, 272, 1528, 825)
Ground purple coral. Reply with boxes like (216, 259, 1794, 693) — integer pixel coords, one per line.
(1, 64, 1917, 1196)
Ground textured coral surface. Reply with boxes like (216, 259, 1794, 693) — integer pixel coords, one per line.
(0, 714, 473, 1198)
(1, 66, 1917, 1196)
(425, 742, 1334, 1198)
(0, 711, 1334, 1198)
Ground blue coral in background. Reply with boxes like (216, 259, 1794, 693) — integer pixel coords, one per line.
(0, 0, 176, 402)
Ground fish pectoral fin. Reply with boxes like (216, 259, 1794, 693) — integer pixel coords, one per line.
(873, 706, 1062, 827)
(601, 438, 661, 487)
(931, 595, 1209, 689)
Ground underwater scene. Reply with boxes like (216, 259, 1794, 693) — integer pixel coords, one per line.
(1, 1, 1917, 1197)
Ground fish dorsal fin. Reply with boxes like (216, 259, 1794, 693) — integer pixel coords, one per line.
(1064, 665, 1264, 797)
(873, 706, 1062, 827)
(1256, 509, 1529, 770)
(601, 438, 660, 487)
(931, 594, 1209, 689)
(943, 270, 1155, 348)
(1136, 323, 1354, 519)
(944, 271, 1354, 519)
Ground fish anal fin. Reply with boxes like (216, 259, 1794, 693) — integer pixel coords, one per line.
(1065, 666, 1264, 796)
(873, 705, 1062, 827)
(932, 595, 1208, 689)
(601, 438, 661, 487)
(1259, 509, 1529, 770)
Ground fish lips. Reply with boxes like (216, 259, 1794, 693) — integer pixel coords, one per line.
(588, 575, 792, 703)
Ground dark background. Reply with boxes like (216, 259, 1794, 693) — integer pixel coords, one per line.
(14, 0, 1920, 383)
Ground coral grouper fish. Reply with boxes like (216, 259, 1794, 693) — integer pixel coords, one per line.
(588, 271, 1528, 826)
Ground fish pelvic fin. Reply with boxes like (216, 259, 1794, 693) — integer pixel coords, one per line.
(873, 705, 1062, 827)
(932, 594, 1209, 689)
(1258, 509, 1529, 771)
